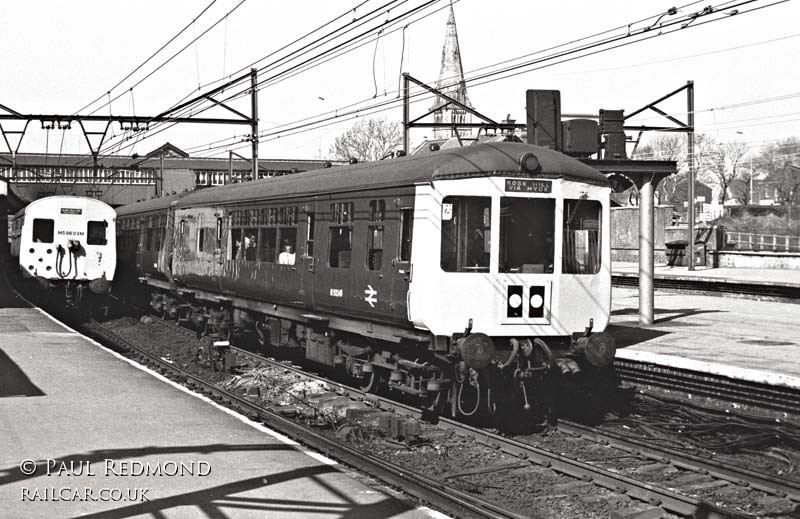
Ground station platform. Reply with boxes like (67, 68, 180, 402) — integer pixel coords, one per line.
(610, 284, 800, 390)
(612, 261, 800, 289)
(0, 282, 444, 519)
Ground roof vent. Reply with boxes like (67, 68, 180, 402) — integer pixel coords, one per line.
(429, 144, 440, 152)
(324, 161, 332, 168)
(395, 150, 406, 157)
(349, 157, 358, 164)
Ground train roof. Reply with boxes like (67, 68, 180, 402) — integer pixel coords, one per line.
(175, 142, 609, 208)
(15, 195, 113, 217)
(115, 191, 190, 217)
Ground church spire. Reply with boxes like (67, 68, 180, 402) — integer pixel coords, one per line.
(431, 4, 473, 139)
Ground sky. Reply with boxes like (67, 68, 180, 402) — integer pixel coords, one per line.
(0, 0, 798, 161)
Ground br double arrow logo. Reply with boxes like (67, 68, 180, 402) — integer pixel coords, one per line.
(364, 285, 378, 308)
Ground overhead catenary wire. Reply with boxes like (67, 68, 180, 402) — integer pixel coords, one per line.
(180, 0, 784, 155)
(85, 0, 789, 162)
(187, 0, 786, 159)
(83, 0, 250, 120)
(82, 0, 418, 160)
(75, 0, 221, 116)
(92, 0, 445, 158)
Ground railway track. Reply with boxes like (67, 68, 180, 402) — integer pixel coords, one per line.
(86, 315, 800, 518)
(614, 357, 800, 420)
(86, 321, 527, 519)
(612, 274, 800, 302)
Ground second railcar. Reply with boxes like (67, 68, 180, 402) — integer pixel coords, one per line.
(10, 195, 116, 305)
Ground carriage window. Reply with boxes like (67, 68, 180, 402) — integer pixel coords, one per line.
(243, 228, 258, 261)
(278, 228, 297, 265)
(441, 197, 491, 272)
(367, 226, 383, 270)
(230, 229, 243, 260)
(87, 220, 108, 245)
(369, 199, 385, 221)
(499, 198, 555, 274)
(145, 228, 154, 251)
(32, 218, 55, 243)
(563, 199, 602, 274)
(198, 228, 205, 252)
(154, 225, 163, 252)
(329, 226, 352, 268)
(216, 218, 223, 250)
(260, 228, 277, 262)
(399, 208, 413, 262)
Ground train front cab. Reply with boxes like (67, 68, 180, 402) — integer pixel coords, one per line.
(407, 172, 614, 417)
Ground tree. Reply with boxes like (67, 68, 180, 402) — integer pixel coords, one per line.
(329, 118, 402, 162)
(634, 133, 686, 205)
(696, 136, 747, 204)
(756, 137, 800, 211)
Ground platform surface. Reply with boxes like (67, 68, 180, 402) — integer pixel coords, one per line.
(613, 260, 800, 287)
(610, 285, 800, 389)
(0, 283, 443, 519)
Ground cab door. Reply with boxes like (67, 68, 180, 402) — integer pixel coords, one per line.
(390, 196, 416, 321)
(353, 197, 395, 320)
(299, 200, 319, 308)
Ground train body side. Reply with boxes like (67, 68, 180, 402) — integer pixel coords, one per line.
(170, 187, 416, 328)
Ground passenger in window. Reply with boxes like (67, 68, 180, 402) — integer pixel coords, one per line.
(278, 240, 295, 265)
(245, 234, 257, 261)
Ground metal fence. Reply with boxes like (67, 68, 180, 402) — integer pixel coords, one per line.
(725, 231, 800, 252)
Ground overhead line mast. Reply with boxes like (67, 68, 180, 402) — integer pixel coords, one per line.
(0, 72, 259, 176)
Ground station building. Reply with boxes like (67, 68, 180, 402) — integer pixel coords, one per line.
(0, 143, 333, 207)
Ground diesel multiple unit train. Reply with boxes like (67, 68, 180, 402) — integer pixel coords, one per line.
(10, 195, 116, 307)
(115, 141, 615, 420)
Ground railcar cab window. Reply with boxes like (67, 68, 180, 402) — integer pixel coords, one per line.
(87, 220, 108, 245)
(329, 202, 354, 268)
(441, 196, 491, 272)
(499, 198, 555, 274)
(563, 199, 602, 274)
(32, 218, 54, 243)
(367, 199, 385, 271)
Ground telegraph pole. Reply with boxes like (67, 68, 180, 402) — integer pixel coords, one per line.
(402, 74, 410, 155)
(687, 81, 696, 271)
(250, 68, 259, 181)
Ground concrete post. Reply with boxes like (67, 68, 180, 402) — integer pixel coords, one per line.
(687, 80, 695, 271)
(639, 177, 654, 325)
(250, 68, 258, 181)
(402, 74, 410, 155)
